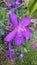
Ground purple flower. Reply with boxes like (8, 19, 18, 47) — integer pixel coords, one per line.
(4, 12, 32, 47)
(11, 0, 22, 8)
(6, 0, 22, 9)
(19, 51, 23, 59)
(32, 43, 37, 49)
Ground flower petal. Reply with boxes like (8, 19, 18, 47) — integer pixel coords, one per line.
(4, 30, 17, 42)
(31, 43, 37, 49)
(19, 17, 31, 27)
(8, 50, 12, 60)
(8, 42, 13, 60)
(14, 0, 22, 5)
(14, 0, 22, 2)
(8, 12, 18, 28)
(14, 33, 24, 46)
(11, 3, 16, 8)
(23, 27, 32, 40)
(8, 42, 12, 50)
(11, 0, 22, 8)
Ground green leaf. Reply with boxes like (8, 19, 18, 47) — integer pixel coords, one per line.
(30, 2, 37, 17)
(32, 10, 37, 17)
(0, 11, 3, 20)
(0, 29, 5, 36)
(27, 0, 37, 17)
(1, 10, 7, 19)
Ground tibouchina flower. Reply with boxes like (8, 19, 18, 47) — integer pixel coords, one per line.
(4, 12, 32, 47)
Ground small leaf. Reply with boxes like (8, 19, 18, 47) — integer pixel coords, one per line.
(27, 0, 37, 17)
(1, 10, 7, 19)
(30, 2, 37, 16)
(0, 29, 5, 36)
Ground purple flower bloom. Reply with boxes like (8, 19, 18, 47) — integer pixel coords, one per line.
(32, 43, 37, 49)
(4, 12, 32, 47)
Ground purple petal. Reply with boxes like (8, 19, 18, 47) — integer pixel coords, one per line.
(23, 27, 32, 40)
(14, 0, 22, 3)
(31, 43, 37, 49)
(8, 12, 18, 28)
(11, 0, 22, 8)
(8, 42, 12, 50)
(14, 0, 22, 4)
(19, 52, 23, 59)
(8, 50, 12, 60)
(8, 42, 13, 60)
(14, 33, 24, 46)
(19, 17, 31, 27)
(4, 30, 17, 42)
(6, 3, 11, 10)
(11, 3, 16, 8)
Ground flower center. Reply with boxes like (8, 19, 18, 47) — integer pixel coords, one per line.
(17, 26, 26, 33)
(17, 26, 21, 32)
